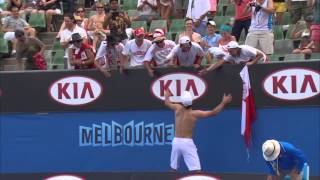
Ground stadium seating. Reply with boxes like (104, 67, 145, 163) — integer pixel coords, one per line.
(268, 54, 281, 62)
(214, 16, 231, 30)
(281, 12, 292, 25)
(168, 19, 185, 33)
(51, 50, 65, 66)
(127, 9, 139, 17)
(123, 0, 137, 11)
(310, 53, 320, 60)
(149, 20, 168, 32)
(0, 36, 9, 54)
(28, 13, 46, 28)
(225, 4, 235, 16)
(284, 53, 305, 61)
(274, 39, 294, 56)
(273, 25, 284, 40)
(131, 21, 148, 31)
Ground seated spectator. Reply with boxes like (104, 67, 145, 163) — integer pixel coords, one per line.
(292, 30, 313, 59)
(216, 24, 236, 51)
(3, 6, 36, 54)
(289, 20, 308, 48)
(15, 29, 45, 70)
(7, 0, 22, 10)
(287, 0, 314, 28)
(133, 0, 160, 25)
(95, 35, 124, 77)
(87, 2, 107, 52)
(56, 6, 88, 38)
(186, 0, 216, 36)
(121, 27, 152, 73)
(158, 0, 173, 20)
(166, 36, 204, 68)
(200, 41, 267, 73)
(68, 33, 95, 69)
(60, 14, 87, 69)
(20, 0, 40, 15)
(231, 0, 252, 41)
(311, 0, 319, 52)
(143, 28, 176, 77)
(201, 20, 221, 52)
(244, 0, 275, 55)
(178, 18, 202, 44)
(37, 0, 62, 32)
(103, 0, 131, 43)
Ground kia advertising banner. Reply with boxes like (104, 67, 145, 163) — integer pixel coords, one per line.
(0, 62, 319, 113)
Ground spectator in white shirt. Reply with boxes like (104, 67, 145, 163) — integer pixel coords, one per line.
(167, 36, 204, 68)
(143, 28, 176, 77)
(133, 0, 160, 24)
(60, 13, 87, 69)
(121, 27, 152, 73)
(200, 41, 267, 73)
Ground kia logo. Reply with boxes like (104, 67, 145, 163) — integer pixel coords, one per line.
(178, 174, 220, 180)
(45, 174, 84, 180)
(49, 76, 103, 106)
(151, 72, 207, 103)
(263, 68, 320, 101)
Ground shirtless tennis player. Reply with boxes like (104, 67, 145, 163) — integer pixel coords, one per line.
(164, 90, 232, 172)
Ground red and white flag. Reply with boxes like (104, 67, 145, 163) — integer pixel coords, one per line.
(240, 66, 256, 147)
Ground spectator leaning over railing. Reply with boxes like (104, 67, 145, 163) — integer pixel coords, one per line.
(232, 0, 252, 42)
(199, 41, 267, 74)
(166, 36, 204, 68)
(120, 27, 152, 73)
(202, 46, 227, 67)
(243, 0, 275, 55)
(3, 6, 36, 54)
(60, 13, 87, 69)
(95, 35, 124, 78)
(310, 0, 319, 52)
(68, 33, 95, 70)
(143, 28, 176, 77)
(14, 29, 45, 70)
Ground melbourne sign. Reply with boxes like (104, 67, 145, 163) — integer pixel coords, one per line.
(263, 68, 320, 101)
(79, 121, 174, 147)
(49, 76, 103, 105)
(150, 72, 207, 102)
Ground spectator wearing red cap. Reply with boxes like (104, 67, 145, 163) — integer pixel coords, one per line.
(121, 27, 152, 73)
(166, 36, 204, 68)
(143, 28, 176, 77)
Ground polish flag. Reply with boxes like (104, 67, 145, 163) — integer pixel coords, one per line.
(240, 66, 256, 147)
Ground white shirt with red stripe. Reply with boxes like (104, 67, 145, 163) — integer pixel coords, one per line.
(166, 42, 204, 66)
(144, 40, 176, 67)
(122, 39, 152, 67)
(224, 45, 267, 64)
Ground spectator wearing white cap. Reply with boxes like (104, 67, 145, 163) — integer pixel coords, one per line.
(166, 36, 205, 68)
(201, 20, 221, 52)
(199, 41, 266, 73)
(199, 47, 227, 75)
(121, 27, 152, 73)
(164, 89, 232, 172)
(262, 140, 308, 180)
(143, 28, 176, 77)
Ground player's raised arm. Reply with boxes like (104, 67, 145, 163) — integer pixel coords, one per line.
(192, 93, 232, 118)
(164, 90, 180, 110)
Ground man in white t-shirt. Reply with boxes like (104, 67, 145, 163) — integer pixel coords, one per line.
(60, 14, 87, 69)
(143, 28, 176, 77)
(121, 27, 152, 72)
(95, 35, 124, 77)
(200, 41, 267, 73)
(166, 36, 204, 68)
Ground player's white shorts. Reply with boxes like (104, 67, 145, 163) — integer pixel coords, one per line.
(170, 137, 201, 171)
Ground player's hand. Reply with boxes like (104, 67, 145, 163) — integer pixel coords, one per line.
(222, 93, 232, 104)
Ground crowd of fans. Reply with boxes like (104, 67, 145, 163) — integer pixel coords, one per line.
(0, 0, 319, 75)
